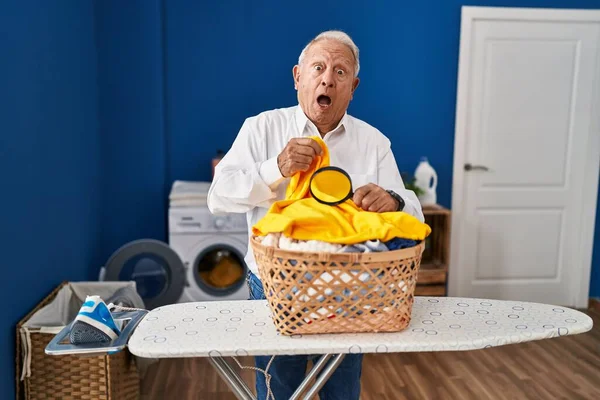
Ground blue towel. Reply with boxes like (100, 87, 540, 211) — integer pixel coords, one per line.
(385, 237, 418, 250)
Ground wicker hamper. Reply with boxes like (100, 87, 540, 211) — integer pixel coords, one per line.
(251, 236, 425, 335)
(16, 281, 140, 400)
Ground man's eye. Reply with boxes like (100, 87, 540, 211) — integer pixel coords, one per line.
(314, 65, 322, 71)
(337, 69, 345, 75)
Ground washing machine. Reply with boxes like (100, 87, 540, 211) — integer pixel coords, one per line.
(101, 181, 249, 309)
(168, 205, 250, 302)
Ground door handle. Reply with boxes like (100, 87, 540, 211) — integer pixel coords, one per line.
(464, 163, 489, 171)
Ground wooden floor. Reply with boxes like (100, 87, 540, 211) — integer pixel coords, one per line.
(140, 309, 600, 400)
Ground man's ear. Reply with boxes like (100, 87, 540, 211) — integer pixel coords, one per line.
(351, 77, 360, 99)
(292, 65, 300, 90)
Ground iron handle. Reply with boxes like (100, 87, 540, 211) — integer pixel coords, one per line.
(464, 163, 489, 171)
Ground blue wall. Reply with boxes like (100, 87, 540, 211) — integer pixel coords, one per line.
(94, 0, 167, 263)
(0, 1, 100, 398)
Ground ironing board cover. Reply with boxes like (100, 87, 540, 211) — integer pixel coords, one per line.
(127, 297, 592, 358)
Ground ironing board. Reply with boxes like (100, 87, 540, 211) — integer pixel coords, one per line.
(124, 296, 592, 400)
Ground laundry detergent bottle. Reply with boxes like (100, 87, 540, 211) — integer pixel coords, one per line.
(414, 157, 437, 205)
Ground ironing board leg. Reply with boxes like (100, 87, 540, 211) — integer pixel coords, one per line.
(208, 353, 345, 400)
(209, 357, 255, 400)
(288, 354, 334, 400)
(298, 354, 345, 400)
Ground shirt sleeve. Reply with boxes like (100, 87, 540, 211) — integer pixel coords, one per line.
(207, 118, 285, 215)
(377, 142, 425, 223)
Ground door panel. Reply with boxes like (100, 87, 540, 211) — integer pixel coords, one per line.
(475, 209, 562, 280)
(450, 7, 600, 307)
(482, 39, 576, 188)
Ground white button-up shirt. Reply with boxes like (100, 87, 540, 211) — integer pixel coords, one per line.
(207, 105, 424, 275)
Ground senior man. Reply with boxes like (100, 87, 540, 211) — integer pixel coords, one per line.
(208, 30, 423, 400)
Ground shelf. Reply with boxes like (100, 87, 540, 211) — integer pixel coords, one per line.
(422, 204, 451, 215)
(417, 263, 448, 285)
(417, 204, 450, 297)
(415, 285, 446, 296)
(420, 262, 448, 271)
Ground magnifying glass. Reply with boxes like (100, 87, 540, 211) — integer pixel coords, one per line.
(309, 166, 354, 206)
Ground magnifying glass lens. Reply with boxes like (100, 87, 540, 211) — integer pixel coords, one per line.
(309, 167, 353, 205)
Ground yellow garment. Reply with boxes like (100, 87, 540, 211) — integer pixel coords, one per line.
(252, 136, 431, 244)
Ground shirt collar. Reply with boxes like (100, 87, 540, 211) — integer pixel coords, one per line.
(295, 104, 348, 137)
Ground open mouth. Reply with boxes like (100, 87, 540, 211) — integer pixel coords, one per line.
(317, 95, 332, 108)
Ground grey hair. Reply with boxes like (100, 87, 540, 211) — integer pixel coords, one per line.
(298, 30, 360, 77)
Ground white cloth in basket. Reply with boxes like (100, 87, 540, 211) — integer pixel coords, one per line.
(258, 233, 393, 254)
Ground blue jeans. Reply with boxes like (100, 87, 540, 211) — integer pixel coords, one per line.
(247, 272, 363, 400)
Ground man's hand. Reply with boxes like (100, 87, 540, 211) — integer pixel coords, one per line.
(353, 183, 399, 212)
(277, 138, 323, 178)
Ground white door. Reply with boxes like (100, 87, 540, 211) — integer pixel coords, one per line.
(449, 6, 600, 308)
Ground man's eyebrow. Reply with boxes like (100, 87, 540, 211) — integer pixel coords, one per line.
(336, 59, 353, 69)
(307, 56, 353, 69)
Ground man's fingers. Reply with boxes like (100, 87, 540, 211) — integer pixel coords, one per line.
(352, 185, 373, 207)
(370, 196, 388, 212)
(360, 190, 381, 210)
(282, 160, 311, 175)
(292, 161, 311, 172)
(293, 145, 318, 158)
(290, 153, 313, 165)
(377, 200, 396, 213)
(294, 138, 323, 155)
(277, 138, 323, 177)
(353, 184, 388, 211)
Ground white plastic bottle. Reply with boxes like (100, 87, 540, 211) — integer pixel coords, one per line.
(414, 157, 437, 205)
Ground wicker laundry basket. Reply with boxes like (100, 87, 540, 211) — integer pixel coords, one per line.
(251, 236, 425, 335)
(16, 282, 140, 400)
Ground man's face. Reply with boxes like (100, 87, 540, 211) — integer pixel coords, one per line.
(293, 39, 360, 133)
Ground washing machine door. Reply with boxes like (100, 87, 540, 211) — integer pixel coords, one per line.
(103, 239, 185, 309)
(188, 236, 248, 298)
